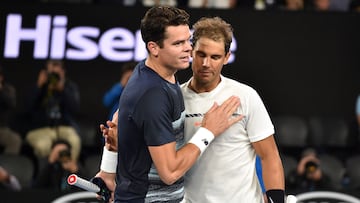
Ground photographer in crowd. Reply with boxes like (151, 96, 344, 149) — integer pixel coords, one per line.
(286, 148, 332, 193)
(33, 139, 86, 191)
(24, 60, 81, 169)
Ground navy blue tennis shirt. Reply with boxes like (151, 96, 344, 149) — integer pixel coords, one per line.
(115, 60, 185, 202)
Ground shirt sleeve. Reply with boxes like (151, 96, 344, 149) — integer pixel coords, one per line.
(132, 87, 176, 146)
(246, 89, 275, 142)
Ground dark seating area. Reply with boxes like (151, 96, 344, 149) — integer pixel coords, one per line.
(1, 114, 359, 197)
(275, 115, 360, 195)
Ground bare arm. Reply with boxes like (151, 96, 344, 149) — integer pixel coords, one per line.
(149, 96, 243, 185)
(253, 135, 285, 191)
(95, 109, 118, 203)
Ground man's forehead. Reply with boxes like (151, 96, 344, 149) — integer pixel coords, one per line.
(194, 38, 225, 52)
(164, 25, 191, 38)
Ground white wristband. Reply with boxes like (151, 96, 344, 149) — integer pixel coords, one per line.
(100, 146, 118, 173)
(188, 127, 215, 155)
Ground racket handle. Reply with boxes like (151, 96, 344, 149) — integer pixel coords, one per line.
(68, 174, 111, 202)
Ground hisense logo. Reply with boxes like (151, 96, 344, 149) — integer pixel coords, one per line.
(4, 14, 147, 61)
(3, 14, 237, 62)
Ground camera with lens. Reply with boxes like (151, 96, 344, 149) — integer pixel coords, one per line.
(47, 72, 60, 85)
(305, 161, 318, 175)
(58, 149, 72, 163)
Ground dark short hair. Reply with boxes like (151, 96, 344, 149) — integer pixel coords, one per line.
(140, 6, 190, 50)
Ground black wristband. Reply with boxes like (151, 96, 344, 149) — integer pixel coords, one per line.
(266, 189, 285, 203)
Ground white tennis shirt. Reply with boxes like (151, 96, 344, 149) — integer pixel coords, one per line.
(180, 75, 274, 203)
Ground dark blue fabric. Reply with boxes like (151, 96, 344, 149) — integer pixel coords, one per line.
(115, 60, 185, 201)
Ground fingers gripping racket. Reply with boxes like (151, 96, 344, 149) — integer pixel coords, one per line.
(67, 174, 111, 202)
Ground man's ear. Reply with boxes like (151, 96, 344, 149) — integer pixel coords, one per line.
(147, 41, 159, 56)
(223, 52, 231, 65)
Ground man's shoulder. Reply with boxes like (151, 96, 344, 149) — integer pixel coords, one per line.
(179, 79, 189, 89)
(222, 76, 255, 92)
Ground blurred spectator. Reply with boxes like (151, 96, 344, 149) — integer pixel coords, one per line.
(329, 0, 351, 11)
(122, 0, 138, 6)
(33, 139, 86, 191)
(39, 0, 93, 3)
(0, 64, 22, 155)
(284, 0, 304, 10)
(177, 0, 188, 6)
(286, 148, 333, 193)
(0, 166, 21, 191)
(235, 0, 255, 8)
(25, 60, 81, 163)
(312, 0, 330, 11)
(254, 0, 267, 10)
(349, 0, 360, 11)
(187, 0, 205, 8)
(356, 94, 360, 133)
(306, 0, 350, 11)
(102, 61, 136, 121)
(97, 0, 177, 6)
(188, 0, 237, 9)
(142, 0, 177, 6)
(92, 0, 138, 6)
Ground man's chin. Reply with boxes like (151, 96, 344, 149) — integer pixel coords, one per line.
(176, 63, 190, 70)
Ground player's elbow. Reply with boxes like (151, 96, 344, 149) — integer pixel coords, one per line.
(159, 173, 181, 185)
(162, 179, 176, 185)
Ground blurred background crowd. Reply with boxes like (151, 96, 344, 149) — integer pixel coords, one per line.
(0, 0, 360, 201)
(0, 0, 360, 12)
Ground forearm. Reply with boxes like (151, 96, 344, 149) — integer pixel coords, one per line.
(150, 127, 214, 185)
(100, 142, 201, 186)
(150, 142, 200, 185)
(262, 156, 285, 190)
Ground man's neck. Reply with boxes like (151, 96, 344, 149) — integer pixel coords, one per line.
(188, 78, 220, 93)
(145, 58, 176, 84)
